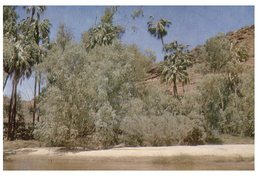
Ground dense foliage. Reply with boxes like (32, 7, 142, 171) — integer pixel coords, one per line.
(161, 41, 192, 97)
(3, 6, 50, 140)
(34, 42, 149, 146)
(34, 42, 206, 148)
(4, 6, 254, 147)
(193, 35, 253, 138)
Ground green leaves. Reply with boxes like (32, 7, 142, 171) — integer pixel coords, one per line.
(3, 9, 44, 80)
(24, 6, 46, 17)
(196, 70, 254, 137)
(161, 41, 192, 97)
(147, 17, 172, 52)
(82, 23, 124, 51)
(204, 34, 249, 74)
(194, 34, 253, 137)
(3, 6, 18, 38)
(147, 18, 171, 39)
(11, 6, 51, 77)
(35, 42, 153, 147)
(82, 7, 124, 51)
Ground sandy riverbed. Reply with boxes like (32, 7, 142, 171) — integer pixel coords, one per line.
(4, 144, 254, 170)
(11, 144, 254, 157)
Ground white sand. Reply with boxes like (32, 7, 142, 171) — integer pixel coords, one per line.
(15, 144, 254, 158)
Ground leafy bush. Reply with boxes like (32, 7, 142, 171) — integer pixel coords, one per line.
(219, 71, 254, 136)
(192, 34, 253, 138)
(34, 42, 153, 148)
(120, 87, 206, 146)
(15, 115, 34, 140)
(180, 127, 205, 145)
(196, 71, 254, 138)
(197, 74, 229, 133)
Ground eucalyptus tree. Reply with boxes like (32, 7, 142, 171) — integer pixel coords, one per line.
(147, 17, 171, 52)
(82, 7, 124, 51)
(161, 41, 192, 98)
(23, 6, 51, 124)
(195, 35, 250, 137)
(204, 35, 249, 95)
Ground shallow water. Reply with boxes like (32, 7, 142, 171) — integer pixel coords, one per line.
(4, 156, 254, 170)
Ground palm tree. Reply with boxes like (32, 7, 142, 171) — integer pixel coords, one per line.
(82, 7, 124, 51)
(4, 6, 50, 140)
(147, 17, 171, 52)
(161, 41, 192, 98)
(3, 6, 18, 91)
(89, 23, 123, 47)
(24, 6, 51, 124)
(3, 6, 24, 140)
(4, 12, 40, 140)
(3, 37, 14, 91)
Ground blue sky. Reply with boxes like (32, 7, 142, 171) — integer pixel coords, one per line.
(4, 6, 254, 100)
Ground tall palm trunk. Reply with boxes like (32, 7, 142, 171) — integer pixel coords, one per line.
(7, 32, 19, 140)
(37, 72, 41, 122)
(7, 75, 19, 141)
(33, 72, 37, 127)
(7, 81, 15, 140)
(160, 36, 165, 53)
(173, 75, 178, 98)
(3, 74, 9, 91)
(10, 79, 18, 140)
(34, 20, 40, 124)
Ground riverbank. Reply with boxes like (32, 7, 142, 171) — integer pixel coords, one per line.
(4, 144, 254, 170)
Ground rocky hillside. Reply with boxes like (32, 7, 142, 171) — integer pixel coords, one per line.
(145, 25, 254, 95)
(226, 25, 254, 67)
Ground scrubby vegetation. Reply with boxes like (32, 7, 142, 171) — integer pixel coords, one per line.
(3, 6, 254, 149)
(33, 34, 253, 148)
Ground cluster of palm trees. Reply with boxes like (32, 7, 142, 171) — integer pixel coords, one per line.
(3, 6, 50, 140)
(147, 17, 192, 98)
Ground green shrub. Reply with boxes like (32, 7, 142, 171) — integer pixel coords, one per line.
(34, 42, 153, 147)
(120, 87, 206, 146)
(180, 127, 205, 145)
(196, 71, 254, 137)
